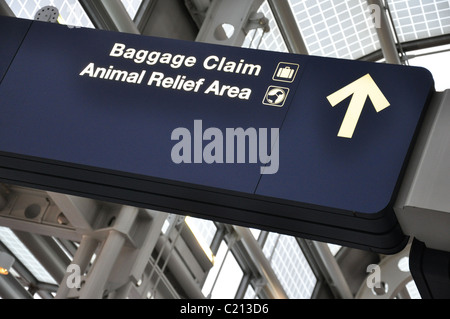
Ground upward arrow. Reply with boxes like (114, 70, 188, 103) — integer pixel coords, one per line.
(327, 74, 390, 139)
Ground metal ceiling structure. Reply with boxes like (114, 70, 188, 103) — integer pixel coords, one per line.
(0, 0, 449, 299)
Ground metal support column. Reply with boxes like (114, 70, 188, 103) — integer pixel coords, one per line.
(0, 0, 13, 17)
(196, 0, 265, 46)
(56, 206, 171, 299)
(79, 0, 139, 34)
(356, 244, 412, 299)
(78, 205, 138, 298)
(267, 0, 308, 55)
(233, 226, 288, 299)
(13, 231, 70, 284)
(79, 229, 127, 298)
(311, 241, 353, 299)
(47, 192, 99, 232)
(367, 0, 401, 64)
(109, 210, 169, 299)
(152, 230, 205, 299)
(55, 235, 99, 299)
(0, 273, 33, 299)
(137, 0, 199, 40)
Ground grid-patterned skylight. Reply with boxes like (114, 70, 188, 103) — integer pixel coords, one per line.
(263, 233, 316, 298)
(243, 0, 289, 53)
(288, 0, 380, 59)
(5, 0, 93, 27)
(389, 0, 450, 43)
(0, 227, 56, 284)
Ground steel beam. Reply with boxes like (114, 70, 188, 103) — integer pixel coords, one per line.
(233, 226, 288, 299)
(79, 0, 139, 34)
(0, 273, 33, 299)
(0, 186, 80, 241)
(0, 0, 14, 17)
(267, 0, 308, 55)
(356, 244, 411, 299)
(359, 34, 450, 62)
(80, 230, 126, 298)
(13, 231, 70, 283)
(367, 0, 401, 64)
(189, 0, 210, 13)
(196, 0, 265, 46)
(55, 235, 99, 299)
(47, 192, 99, 232)
(109, 210, 168, 299)
(153, 229, 205, 299)
(137, 0, 199, 40)
(310, 241, 353, 299)
(78, 205, 138, 298)
(184, 0, 210, 28)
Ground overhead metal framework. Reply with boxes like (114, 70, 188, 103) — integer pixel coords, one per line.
(0, 0, 449, 299)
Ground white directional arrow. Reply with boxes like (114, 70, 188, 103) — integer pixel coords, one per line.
(327, 73, 390, 139)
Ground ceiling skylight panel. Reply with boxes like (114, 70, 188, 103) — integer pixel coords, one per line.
(263, 233, 316, 299)
(389, 0, 450, 43)
(0, 227, 56, 284)
(288, 0, 380, 59)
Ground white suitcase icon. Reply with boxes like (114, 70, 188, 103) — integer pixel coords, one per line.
(277, 66, 295, 79)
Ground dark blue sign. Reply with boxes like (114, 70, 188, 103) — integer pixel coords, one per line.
(0, 16, 435, 253)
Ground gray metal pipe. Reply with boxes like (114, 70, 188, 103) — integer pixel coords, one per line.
(0, 274, 33, 299)
(154, 235, 205, 299)
(13, 231, 70, 283)
(311, 241, 353, 299)
(267, 0, 308, 55)
(55, 235, 99, 299)
(99, 0, 140, 34)
(79, 230, 126, 298)
(79, 206, 138, 299)
(367, 0, 401, 64)
(0, 0, 14, 17)
(233, 226, 288, 299)
(79, 0, 140, 34)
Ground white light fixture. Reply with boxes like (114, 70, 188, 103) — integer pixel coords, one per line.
(0, 251, 15, 275)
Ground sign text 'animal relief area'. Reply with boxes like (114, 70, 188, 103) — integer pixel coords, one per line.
(78, 42, 263, 101)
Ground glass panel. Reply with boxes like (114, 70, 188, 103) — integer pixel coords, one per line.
(243, 0, 288, 53)
(185, 216, 217, 247)
(120, 0, 142, 20)
(0, 227, 56, 284)
(263, 233, 317, 298)
(288, 0, 380, 59)
(389, 0, 450, 43)
(202, 241, 244, 298)
(185, 216, 216, 262)
(5, 0, 94, 28)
